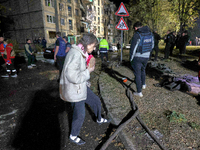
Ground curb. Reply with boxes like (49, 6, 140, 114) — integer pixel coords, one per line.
(99, 74, 136, 150)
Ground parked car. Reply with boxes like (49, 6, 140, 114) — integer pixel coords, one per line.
(43, 44, 55, 59)
(108, 43, 117, 52)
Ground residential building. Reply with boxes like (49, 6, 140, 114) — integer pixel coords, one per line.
(0, 0, 117, 48)
(0, 0, 82, 48)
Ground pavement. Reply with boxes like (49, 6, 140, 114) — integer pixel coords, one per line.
(0, 53, 125, 150)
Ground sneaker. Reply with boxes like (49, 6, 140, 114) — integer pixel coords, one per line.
(12, 69, 17, 72)
(6, 69, 11, 73)
(142, 84, 146, 89)
(11, 74, 17, 78)
(134, 92, 143, 97)
(69, 136, 86, 145)
(31, 64, 36, 67)
(27, 65, 33, 69)
(97, 118, 111, 125)
(1, 74, 9, 78)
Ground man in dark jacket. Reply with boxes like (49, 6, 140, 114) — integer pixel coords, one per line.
(164, 30, 172, 59)
(129, 21, 154, 97)
(54, 32, 67, 80)
(178, 31, 189, 55)
(150, 30, 161, 61)
(169, 31, 176, 56)
(25, 39, 36, 69)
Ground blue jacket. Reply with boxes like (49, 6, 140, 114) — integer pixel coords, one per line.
(55, 37, 66, 57)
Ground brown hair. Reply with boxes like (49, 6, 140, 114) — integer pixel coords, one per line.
(78, 33, 98, 52)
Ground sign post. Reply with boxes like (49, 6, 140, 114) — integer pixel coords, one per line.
(115, 2, 129, 63)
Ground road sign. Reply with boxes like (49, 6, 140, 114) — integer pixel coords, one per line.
(115, 17, 129, 30)
(115, 2, 129, 17)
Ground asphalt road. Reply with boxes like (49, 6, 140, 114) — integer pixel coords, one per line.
(0, 56, 125, 150)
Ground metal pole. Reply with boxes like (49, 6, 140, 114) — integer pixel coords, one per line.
(120, 30, 123, 63)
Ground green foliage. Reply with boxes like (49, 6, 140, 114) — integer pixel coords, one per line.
(126, 0, 200, 40)
(188, 122, 200, 130)
(167, 111, 187, 123)
(7, 39, 19, 50)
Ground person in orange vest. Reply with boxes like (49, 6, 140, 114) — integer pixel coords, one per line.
(1, 38, 17, 77)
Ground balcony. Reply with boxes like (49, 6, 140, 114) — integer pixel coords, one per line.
(81, 0, 93, 5)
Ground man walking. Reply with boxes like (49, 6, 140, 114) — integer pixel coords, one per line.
(54, 32, 67, 80)
(99, 37, 109, 62)
(130, 21, 154, 97)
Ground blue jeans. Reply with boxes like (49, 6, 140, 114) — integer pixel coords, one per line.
(100, 53, 108, 61)
(131, 57, 148, 93)
(70, 87, 102, 136)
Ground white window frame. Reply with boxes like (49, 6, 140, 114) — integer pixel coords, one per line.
(61, 18, 65, 25)
(47, 15, 55, 23)
(45, 0, 54, 7)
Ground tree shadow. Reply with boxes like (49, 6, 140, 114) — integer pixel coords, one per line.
(11, 85, 67, 150)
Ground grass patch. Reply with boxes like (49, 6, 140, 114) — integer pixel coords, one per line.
(167, 111, 187, 123)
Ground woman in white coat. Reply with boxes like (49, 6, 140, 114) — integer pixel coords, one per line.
(60, 33, 111, 145)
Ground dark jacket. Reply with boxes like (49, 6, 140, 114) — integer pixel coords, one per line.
(130, 26, 154, 61)
(153, 32, 161, 46)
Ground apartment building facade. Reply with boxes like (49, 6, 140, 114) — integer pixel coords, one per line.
(0, 0, 117, 48)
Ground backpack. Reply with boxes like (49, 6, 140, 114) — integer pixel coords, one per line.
(137, 32, 153, 54)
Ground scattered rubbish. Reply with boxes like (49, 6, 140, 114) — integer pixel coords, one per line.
(145, 129, 163, 141)
(122, 77, 127, 82)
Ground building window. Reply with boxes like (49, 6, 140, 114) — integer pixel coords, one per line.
(98, 26, 100, 33)
(68, 0, 71, 3)
(59, 3, 64, 11)
(49, 31, 56, 39)
(101, 18, 104, 23)
(62, 32, 66, 37)
(61, 18, 65, 25)
(69, 19, 73, 30)
(75, 9, 79, 16)
(75, 0, 78, 3)
(98, 0, 100, 6)
(101, 27, 103, 32)
(94, 16, 96, 21)
(45, 0, 54, 7)
(98, 17, 100, 24)
(98, 7, 100, 15)
(47, 15, 55, 23)
(94, 6, 96, 12)
(68, 6, 72, 17)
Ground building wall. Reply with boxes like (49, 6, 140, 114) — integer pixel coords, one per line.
(0, 0, 44, 48)
(0, 0, 116, 48)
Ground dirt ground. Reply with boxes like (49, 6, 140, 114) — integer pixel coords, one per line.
(1, 46, 200, 150)
(98, 48, 200, 150)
